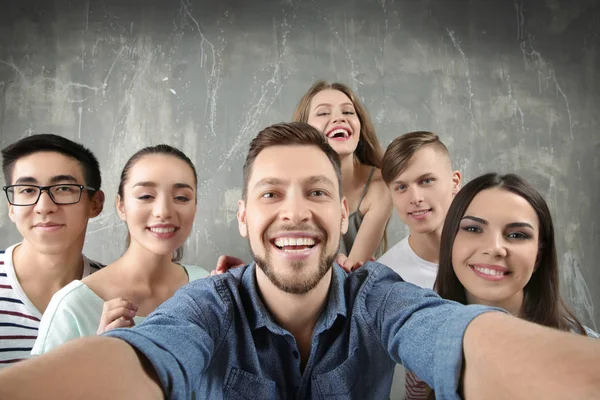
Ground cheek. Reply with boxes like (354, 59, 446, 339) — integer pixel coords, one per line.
(307, 117, 326, 132)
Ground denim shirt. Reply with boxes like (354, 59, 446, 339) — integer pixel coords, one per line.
(105, 262, 497, 399)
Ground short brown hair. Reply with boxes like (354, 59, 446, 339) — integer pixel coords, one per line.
(381, 131, 450, 185)
(292, 80, 383, 168)
(242, 122, 342, 200)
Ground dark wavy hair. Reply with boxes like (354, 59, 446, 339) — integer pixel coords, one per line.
(435, 173, 587, 335)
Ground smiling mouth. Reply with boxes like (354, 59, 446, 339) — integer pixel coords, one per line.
(470, 265, 510, 277)
(326, 128, 350, 139)
(148, 227, 178, 234)
(272, 237, 318, 253)
(409, 209, 431, 216)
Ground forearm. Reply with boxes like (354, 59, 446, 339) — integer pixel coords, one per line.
(463, 312, 600, 399)
(0, 336, 163, 400)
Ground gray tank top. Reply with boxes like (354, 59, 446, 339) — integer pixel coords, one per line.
(339, 167, 376, 256)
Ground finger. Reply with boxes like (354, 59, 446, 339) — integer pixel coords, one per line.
(351, 261, 364, 271)
(100, 306, 137, 328)
(336, 253, 348, 266)
(340, 260, 353, 273)
(102, 298, 138, 313)
(102, 317, 135, 333)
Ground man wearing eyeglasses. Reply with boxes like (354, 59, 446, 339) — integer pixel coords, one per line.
(0, 134, 105, 366)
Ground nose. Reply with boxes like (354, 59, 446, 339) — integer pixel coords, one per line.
(408, 186, 424, 206)
(34, 190, 58, 215)
(152, 195, 173, 220)
(331, 109, 347, 124)
(280, 191, 311, 224)
(482, 232, 508, 258)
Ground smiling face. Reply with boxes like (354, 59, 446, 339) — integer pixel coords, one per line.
(389, 146, 460, 236)
(7, 151, 103, 255)
(238, 144, 348, 294)
(306, 89, 361, 157)
(451, 188, 540, 313)
(117, 154, 197, 258)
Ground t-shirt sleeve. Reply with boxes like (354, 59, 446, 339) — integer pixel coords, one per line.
(103, 278, 230, 399)
(32, 282, 100, 355)
(362, 267, 504, 399)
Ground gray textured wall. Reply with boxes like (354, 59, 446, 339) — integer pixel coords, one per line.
(0, 0, 598, 337)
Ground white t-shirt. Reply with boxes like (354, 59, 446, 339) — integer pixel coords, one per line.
(377, 236, 438, 289)
(0, 243, 102, 366)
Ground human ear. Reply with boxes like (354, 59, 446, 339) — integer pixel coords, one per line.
(237, 200, 248, 238)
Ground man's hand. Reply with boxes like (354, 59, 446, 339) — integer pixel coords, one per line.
(211, 255, 246, 276)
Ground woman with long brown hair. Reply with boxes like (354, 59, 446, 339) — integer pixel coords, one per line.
(292, 81, 392, 270)
(406, 172, 596, 399)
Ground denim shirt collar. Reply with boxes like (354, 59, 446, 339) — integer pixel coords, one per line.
(242, 262, 348, 335)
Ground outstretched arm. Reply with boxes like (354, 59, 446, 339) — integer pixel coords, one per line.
(0, 336, 162, 400)
(462, 312, 600, 399)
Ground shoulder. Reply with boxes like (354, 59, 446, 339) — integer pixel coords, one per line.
(377, 237, 409, 264)
(160, 265, 249, 314)
(46, 280, 99, 314)
(363, 168, 392, 208)
(82, 254, 105, 276)
(181, 264, 210, 282)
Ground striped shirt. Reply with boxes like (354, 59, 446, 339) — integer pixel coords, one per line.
(0, 243, 103, 366)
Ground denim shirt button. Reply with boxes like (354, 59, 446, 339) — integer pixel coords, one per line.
(292, 350, 299, 359)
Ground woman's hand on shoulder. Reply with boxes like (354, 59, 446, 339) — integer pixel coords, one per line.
(211, 255, 246, 276)
(97, 298, 138, 335)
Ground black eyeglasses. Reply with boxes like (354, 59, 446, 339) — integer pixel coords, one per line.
(2, 184, 97, 206)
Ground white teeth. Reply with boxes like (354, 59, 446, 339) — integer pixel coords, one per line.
(150, 227, 176, 234)
(327, 128, 349, 138)
(473, 266, 505, 277)
(274, 237, 316, 248)
(411, 210, 429, 216)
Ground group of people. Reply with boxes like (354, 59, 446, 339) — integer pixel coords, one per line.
(0, 80, 598, 399)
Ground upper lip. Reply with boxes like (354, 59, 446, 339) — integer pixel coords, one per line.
(147, 224, 179, 229)
(270, 231, 321, 240)
(34, 222, 63, 227)
(325, 126, 352, 138)
(470, 263, 509, 273)
(408, 209, 431, 214)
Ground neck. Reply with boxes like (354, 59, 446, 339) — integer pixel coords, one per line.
(13, 239, 85, 288)
(114, 241, 176, 286)
(466, 290, 525, 318)
(256, 266, 332, 351)
(407, 229, 442, 264)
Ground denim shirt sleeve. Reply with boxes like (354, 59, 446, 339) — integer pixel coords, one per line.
(103, 277, 231, 399)
(359, 265, 503, 399)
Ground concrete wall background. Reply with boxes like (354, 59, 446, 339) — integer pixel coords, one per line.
(1, 0, 598, 338)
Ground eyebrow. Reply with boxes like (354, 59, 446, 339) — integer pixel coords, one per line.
(253, 178, 287, 190)
(253, 175, 336, 190)
(132, 181, 194, 190)
(14, 175, 78, 185)
(392, 172, 434, 186)
(312, 102, 355, 111)
(305, 175, 336, 188)
(462, 216, 535, 230)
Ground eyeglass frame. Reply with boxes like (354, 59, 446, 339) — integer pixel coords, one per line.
(2, 184, 98, 206)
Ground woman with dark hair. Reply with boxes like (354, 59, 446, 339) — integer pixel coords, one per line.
(32, 145, 208, 355)
(292, 80, 392, 269)
(406, 172, 596, 399)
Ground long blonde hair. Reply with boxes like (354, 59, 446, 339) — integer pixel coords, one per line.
(292, 80, 384, 168)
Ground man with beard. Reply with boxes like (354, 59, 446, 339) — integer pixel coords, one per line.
(0, 122, 599, 399)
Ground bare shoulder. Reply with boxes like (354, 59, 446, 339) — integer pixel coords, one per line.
(363, 168, 392, 212)
(81, 264, 118, 299)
